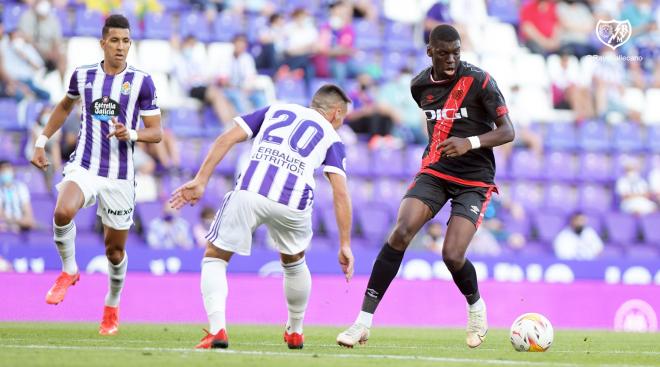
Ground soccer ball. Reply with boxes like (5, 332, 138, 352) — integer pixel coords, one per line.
(509, 313, 553, 352)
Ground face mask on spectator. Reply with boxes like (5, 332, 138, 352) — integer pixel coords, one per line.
(573, 225, 585, 235)
(0, 170, 14, 185)
(36, 0, 51, 17)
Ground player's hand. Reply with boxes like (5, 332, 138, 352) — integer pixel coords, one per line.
(30, 147, 50, 171)
(169, 178, 206, 209)
(107, 117, 130, 141)
(338, 246, 354, 282)
(438, 137, 471, 158)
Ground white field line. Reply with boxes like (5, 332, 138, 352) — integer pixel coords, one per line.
(1, 344, 659, 367)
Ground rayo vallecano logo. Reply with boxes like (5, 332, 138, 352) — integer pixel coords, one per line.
(596, 19, 632, 50)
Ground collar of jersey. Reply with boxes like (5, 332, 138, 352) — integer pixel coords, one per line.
(98, 61, 129, 76)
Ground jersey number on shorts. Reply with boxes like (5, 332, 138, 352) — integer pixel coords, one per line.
(261, 110, 325, 158)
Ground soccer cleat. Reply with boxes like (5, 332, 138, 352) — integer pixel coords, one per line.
(45, 272, 80, 305)
(195, 329, 229, 349)
(283, 331, 304, 349)
(466, 303, 488, 348)
(336, 323, 370, 348)
(99, 306, 120, 335)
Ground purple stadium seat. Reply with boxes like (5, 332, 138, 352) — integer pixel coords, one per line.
(647, 125, 660, 153)
(15, 168, 50, 197)
(545, 123, 576, 151)
(612, 154, 645, 178)
(543, 183, 578, 214)
(76, 232, 105, 247)
(2, 3, 27, 32)
(245, 14, 268, 43)
(0, 134, 20, 160)
(579, 153, 612, 183)
(579, 120, 610, 152)
(73, 209, 98, 233)
(0, 99, 19, 130)
(373, 179, 405, 205)
(159, 0, 188, 10)
(604, 212, 638, 245)
(0, 232, 22, 246)
(543, 152, 578, 181)
(599, 245, 624, 259)
(512, 182, 544, 210)
(487, 0, 519, 24)
(381, 52, 410, 79)
(136, 201, 163, 228)
(579, 184, 613, 213)
(384, 21, 415, 52)
(510, 150, 543, 180)
(55, 7, 75, 38)
(356, 206, 392, 242)
(626, 245, 659, 259)
(523, 242, 551, 256)
(613, 123, 644, 153)
(532, 212, 566, 243)
(370, 148, 405, 178)
(502, 216, 531, 238)
(275, 78, 307, 106)
(212, 12, 244, 42)
(404, 145, 426, 177)
(354, 20, 382, 50)
(345, 143, 371, 177)
(640, 213, 660, 245)
(144, 12, 174, 40)
(31, 198, 55, 231)
(122, 12, 143, 39)
(168, 109, 203, 137)
(74, 9, 104, 37)
(494, 148, 509, 180)
(179, 11, 211, 42)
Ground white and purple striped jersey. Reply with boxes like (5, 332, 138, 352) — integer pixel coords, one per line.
(66, 62, 160, 180)
(234, 103, 346, 211)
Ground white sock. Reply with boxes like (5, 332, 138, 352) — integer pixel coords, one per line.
(53, 220, 78, 275)
(282, 257, 311, 334)
(104, 252, 128, 307)
(469, 298, 486, 312)
(201, 257, 229, 334)
(356, 311, 373, 328)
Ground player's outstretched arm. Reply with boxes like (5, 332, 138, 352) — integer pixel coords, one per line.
(169, 125, 248, 209)
(438, 114, 515, 158)
(30, 96, 76, 171)
(327, 172, 354, 281)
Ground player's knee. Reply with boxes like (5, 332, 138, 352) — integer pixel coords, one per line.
(105, 245, 124, 265)
(389, 225, 414, 251)
(53, 205, 76, 226)
(442, 246, 466, 272)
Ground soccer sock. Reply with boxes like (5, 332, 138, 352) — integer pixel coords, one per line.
(282, 257, 311, 334)
(201, 257, 229, 334)
(104, 252, 127, 307)
(360, 243, 405, 319)
(449, 259, 481, 305)
(53, 220, 78, 275)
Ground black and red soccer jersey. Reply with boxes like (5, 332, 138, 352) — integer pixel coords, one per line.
(410, 61, 509, 186)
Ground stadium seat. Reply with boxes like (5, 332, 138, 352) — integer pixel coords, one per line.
(514, 53, 549, 87)
(0, 99, 19, 130)
(354, 20, 382, 50)
(167, 108, 203, 137)
(31, 198, 56, 231)
(2, 3, 26, 32)
(137, 40, 175, 74)
(179, 11, 211, 42)
(370, 148, 405, 178)
(622, 88, 645, 118)
(345, 144, 371, 177)
(612, 153, 645, 178)
(55, 7, 75, 38)
(613, 123, 645, 153)
(579, 152, 612, 183)
(640, 213, 660, 245)
(381, 52, 409, 80)
(211, 12, 244, 43)
(123, 12, 143, 40)
(143, 12, 174, 40)
(510, 150, 543, 180)
(404, 145, 425, 177)
(67, 37, 103, 71)
(74, 8, 104, 37)
(599, 244, 624, 259)
(578, 184, 613, 213)
(579, 120, 611, 152)
(136, 201, 163, 228)
(487, 0, 519, 24)
(626, 245, 659, 259)
(543, 151, 578, 182)
(479, 55, 514, 90)
(648, 125, 660, 153)
(274, 78, 307, 106)
(545, 122, 577, 151)
(207, 42, 234, 76)
(150, 73, 179, 110)
(15, 167, 49, 197)
(356, 205, 392, 242)
(604, 212, 638, 246)
(383, 21, 415, 52)
(642, 89, 660, 124)
(532, 212, 565, 244)
(543, 183, 578, 214)
(478, 22, 519, 56)
(512, 181, 544, 210)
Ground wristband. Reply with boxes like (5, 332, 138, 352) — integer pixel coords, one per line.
(128, 129, 138, 142)
(467, 136, 481, 149)
(35, 134, 48, 148)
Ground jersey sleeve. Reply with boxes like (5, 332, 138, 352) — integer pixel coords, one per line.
(234, 106, 269, 139)
(479, 73, 509, 121)
(66, 70, 80, 100)
(138, 75, 161, 116)
(322, 141, 347, 177)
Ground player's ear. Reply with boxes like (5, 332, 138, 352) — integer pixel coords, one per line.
(426, 45, 432, 57)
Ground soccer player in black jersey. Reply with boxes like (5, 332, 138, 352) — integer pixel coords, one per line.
(337, 24, 515, 348)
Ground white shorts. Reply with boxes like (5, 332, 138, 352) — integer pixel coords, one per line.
(205, 190, 313, 256)
(56, 164, 135, 230)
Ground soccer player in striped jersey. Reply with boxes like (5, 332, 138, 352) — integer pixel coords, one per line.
(170, 84, 355, 350)
(30, 15, 162, 335)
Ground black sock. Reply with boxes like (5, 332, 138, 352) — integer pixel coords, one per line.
(450, 259, 480, 305)
(361, 243, 405, 314)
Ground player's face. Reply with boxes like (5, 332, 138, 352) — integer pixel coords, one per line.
(427, 39, 461, 77)
(101, 28, 131, 66)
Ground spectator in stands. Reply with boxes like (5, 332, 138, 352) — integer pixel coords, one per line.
(147, 203, 193, 250)
(553, 212, 604, 260)
(0, 29, 50, 101)
(221, 34, 267, 114)
(549, 52, 595, 122)
(346, 73, 401, 149)
(0, 160, 35, 233)
(84, 0, 162, 16)
(616, 159, 657, 215)
(593, 47, 637, 123)
(556, 0, 598, 58)
(423, 1, 452, 45)
(316, 1, 358, 89)
(422, 221, 444, 255)
(519, 0, 560, 55)
(349, 0, 379, 21)
(27, 104, 61, 190)
(620, 0, 658, 49)
(18, 0, 66, 79)
(377, 67, 427, 144)
(193, 206, 216, 248)
(143, 128, 181, 172)
(468, 227, 502, 257)
(255, 13, 286, 73)
(500, 84, 543, 159)
(648, 155, 660, 205)
(0, 22, 19, 99)
(173, 34, 235, 125)
(278, 8, 318, 93)
(134, 145, 159, 203)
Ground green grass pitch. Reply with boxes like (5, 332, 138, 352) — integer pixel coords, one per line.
(1, 323, 659, 367)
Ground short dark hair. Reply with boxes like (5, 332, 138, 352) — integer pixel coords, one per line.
(429, 24, 460, 44)
(102, 14, 130, 38)
(311, 84, 351, 110)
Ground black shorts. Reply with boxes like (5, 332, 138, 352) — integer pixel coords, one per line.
(404, 173, 495, 228)
(190, 86, 208, 101)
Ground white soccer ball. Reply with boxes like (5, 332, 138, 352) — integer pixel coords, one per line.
(509, 313, 554, 352)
